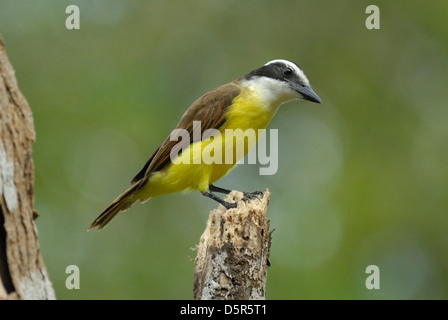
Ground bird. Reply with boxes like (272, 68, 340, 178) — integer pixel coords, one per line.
(88, 59, 322, 231)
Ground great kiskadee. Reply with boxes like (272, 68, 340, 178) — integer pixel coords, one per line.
(89, 59, 322, 230)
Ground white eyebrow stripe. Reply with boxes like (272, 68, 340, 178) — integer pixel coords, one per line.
(265, 59, 310, 87)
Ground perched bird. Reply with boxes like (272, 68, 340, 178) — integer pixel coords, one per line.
(89, 59, 322, 230)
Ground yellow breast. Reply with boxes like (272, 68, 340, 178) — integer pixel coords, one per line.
(139, 85, 280, 197)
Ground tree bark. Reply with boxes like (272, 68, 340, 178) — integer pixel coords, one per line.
(193, 189, 272, 300)
(0, 35, 55, 300)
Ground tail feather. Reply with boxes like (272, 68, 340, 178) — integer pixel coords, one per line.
(88, 184, 146, 231)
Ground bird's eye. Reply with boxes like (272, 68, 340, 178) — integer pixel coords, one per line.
(282, 67, 293, 77)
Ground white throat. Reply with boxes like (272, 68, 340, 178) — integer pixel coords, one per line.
(242, 77, 298, 108)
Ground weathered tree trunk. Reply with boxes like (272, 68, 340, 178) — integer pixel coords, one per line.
(0, 35, 55, 300)
(193, 190, 272, 300)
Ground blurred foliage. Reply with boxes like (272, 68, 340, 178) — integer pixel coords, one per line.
(0, 0, 447, 299)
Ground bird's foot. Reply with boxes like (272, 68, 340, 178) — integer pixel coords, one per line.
(222, 200, 238, 210)
(202, 190, 238, 210)
(242, 190, 264, 202)
(202, 188, 263, 210)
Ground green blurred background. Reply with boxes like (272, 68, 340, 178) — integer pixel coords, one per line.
(1, 0, 447, 299)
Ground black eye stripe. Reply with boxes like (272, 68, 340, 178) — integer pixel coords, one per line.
(243, 61, 304, 83)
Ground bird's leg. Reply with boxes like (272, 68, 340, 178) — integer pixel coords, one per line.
(209, 185, 232, 195)
(202, 189, 237, 210)
(210, 184, 263, 202)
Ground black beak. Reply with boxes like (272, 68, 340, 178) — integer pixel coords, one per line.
(290, 82, 322, 104)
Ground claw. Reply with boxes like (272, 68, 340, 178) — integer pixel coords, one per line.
(242, 190, 264, 202)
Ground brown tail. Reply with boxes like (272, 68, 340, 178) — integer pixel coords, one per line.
(88, 184, 146, 231)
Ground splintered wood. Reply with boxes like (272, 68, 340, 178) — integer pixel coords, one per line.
(0, 36, 55, 300)
(193, 190, 272, 300)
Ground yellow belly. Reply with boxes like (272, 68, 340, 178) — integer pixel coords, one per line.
(138, 88, 279, 197)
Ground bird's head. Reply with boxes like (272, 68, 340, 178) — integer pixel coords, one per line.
(242, 59, 322, 106)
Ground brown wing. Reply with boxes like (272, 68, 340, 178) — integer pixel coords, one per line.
(131, 82, 241, 184)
